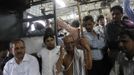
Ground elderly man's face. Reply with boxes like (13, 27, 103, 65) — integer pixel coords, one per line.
(63, 35, 75, 52)
(119, 35, 134, 54)
(12, 41, 25, 60)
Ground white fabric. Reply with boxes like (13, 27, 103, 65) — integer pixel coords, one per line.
(110, 52, 134, 75)
(37, 46, 60, 75)
(94, 25, 105, 38)
(3, 54, 40, 75)
(73, 49, 85, 75)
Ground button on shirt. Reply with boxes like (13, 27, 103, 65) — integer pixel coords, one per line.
(37, 46, 60, 75)
(3, 54, 40, 75)
(84, 31, 105, 60)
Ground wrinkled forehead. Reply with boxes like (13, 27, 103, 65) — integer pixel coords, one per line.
(63, 35, 74, 43)
(11, 41, 25, 48)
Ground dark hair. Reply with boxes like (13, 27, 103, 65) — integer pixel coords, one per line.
(97, 15, 104, 22)
(110, 5, 123, 14)
(10, 39, 25, 48)
(119, 29, 134, 40)
(83, 15, 94, 22)
(34, 22, 45, 30)
(122, 16, 129, 20)
(43, 27, 55, 42)
(71, 20, 80, 27)
(0, 41, 8, 52)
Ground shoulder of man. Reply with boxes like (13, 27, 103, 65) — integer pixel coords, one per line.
(26, 54, 38, 62)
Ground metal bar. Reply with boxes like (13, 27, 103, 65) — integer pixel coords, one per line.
(31, 0, 52, 6)
(76, 1, 83, 37)
(53, 0, 58, 45)
(23, 14, 54, 22)
(42, 0, 102, 12)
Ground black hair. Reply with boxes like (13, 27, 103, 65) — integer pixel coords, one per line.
(43, 27, 55, 43)
(122, 16, 129, 20)
(10, 38, 25, 48)
(83, 15, 94, 22)
(0, 42, 8, 52)
(34, 22, 45, 30)
(83, 15, 94, 27)
(110, 5, 123, 14)
(71, 20, 80, 28)
(97, 15, 104, 22)
(119, 29, 134, 40)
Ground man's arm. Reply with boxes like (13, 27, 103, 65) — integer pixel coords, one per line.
(56, 18, 79, 40)
(56, 18, 76, 32)
(79, 37, 92, 70)
(55, 45, 65, 75)
(124, 0, 134, 22)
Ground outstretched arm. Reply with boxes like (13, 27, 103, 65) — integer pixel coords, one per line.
(79, 37, 92, 70)
(56, 18, 79, 40)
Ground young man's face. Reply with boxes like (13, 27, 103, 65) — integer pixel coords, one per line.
(119, 35, 134, 55)
(85, 20, 94, 32)
(111, 9, 123, 22)
(12, 41, 25, 60)
(45, 37, 55, 50)
(99, 18, 105, 26)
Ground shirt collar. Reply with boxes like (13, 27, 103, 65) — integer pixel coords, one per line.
(10, 54, 29, 64)
(22, 54, 29, 62)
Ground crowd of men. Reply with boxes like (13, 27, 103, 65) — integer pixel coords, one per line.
(0, 0, 134, 75)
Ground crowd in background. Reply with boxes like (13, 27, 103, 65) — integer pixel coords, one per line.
(0, 0, 134, 75)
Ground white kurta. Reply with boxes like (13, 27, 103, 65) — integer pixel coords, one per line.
(37, 46, 60, 75)
(3, 54, 40, 75)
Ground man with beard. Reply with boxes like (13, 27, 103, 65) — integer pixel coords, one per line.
(83, 15, 108, 75)
(3, 39, 40, 75)
(110, 29, 134, 75)
(55, 35, 92, 75)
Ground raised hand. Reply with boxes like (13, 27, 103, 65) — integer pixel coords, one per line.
(79, 36, 90, 50)
(59, 44, 65, 59)
(55, 44, 65, 75)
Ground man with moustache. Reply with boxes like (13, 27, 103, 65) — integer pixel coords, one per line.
(3, 39, 40, 75)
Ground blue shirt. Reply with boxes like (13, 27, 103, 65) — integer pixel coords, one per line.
(84, 31, 105, 60)
(124, 0, 134, 22)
